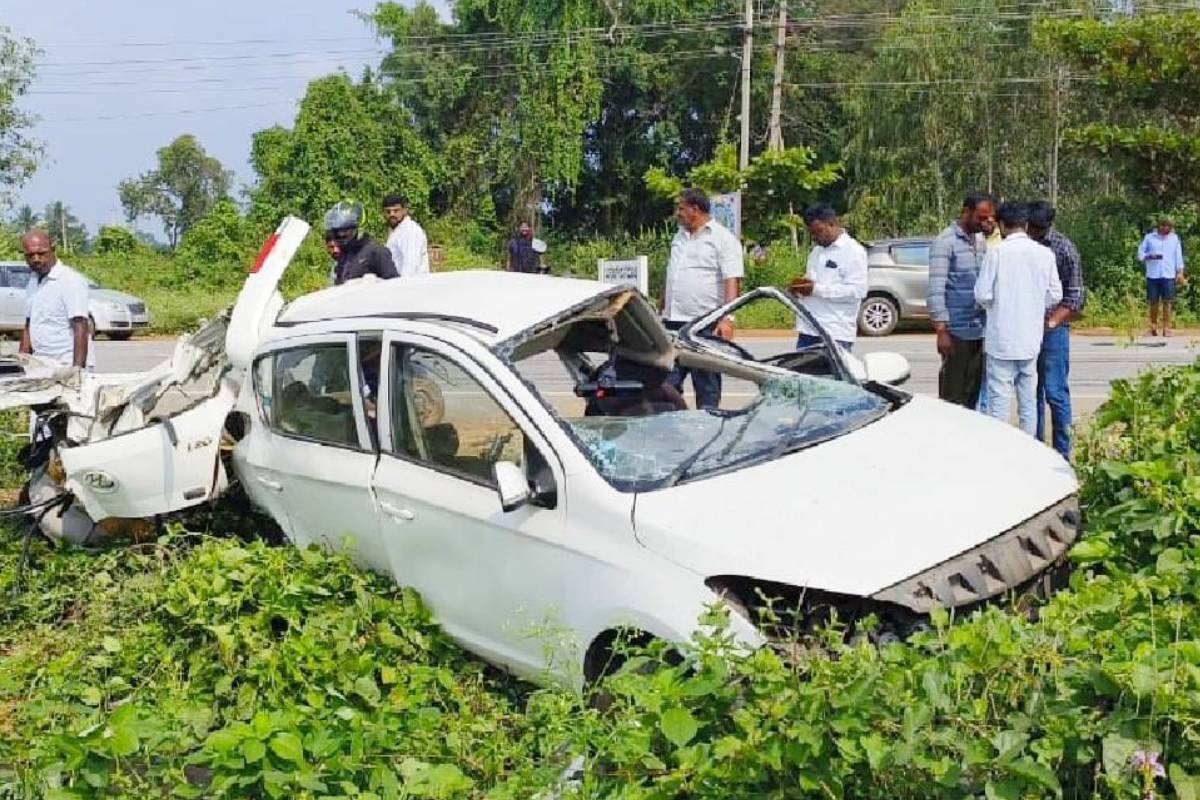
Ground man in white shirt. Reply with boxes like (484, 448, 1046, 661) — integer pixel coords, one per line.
(382, 194, 430, 278)
(1136, 216, 1186, 336)
(788, 204, 868, 351)
(974, 202, 1062, 436)
(662, 188, 744, 409)
(19, 230, 92, 375)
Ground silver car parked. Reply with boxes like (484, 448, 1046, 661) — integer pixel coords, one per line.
(0, 261, 151, 340)
(858, 237, 932, 337)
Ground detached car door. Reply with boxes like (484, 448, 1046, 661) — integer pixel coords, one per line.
(372, 335, 570, 676)
(246, 333, 389, 574)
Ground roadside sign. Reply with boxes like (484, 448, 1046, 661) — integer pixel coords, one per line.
(598, 256, 649, 295)
(711, 191, 742, 238)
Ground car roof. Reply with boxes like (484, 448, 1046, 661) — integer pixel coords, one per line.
(276, 270, 615, 341)
(866, 236, 934, 247)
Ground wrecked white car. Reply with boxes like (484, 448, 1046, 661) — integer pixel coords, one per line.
(2, 217, 1080, 683)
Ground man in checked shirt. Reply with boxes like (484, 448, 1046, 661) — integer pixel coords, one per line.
(1027, 201, 1085, 460)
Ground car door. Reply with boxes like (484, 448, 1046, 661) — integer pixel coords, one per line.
(248, 333, 389, 574)
(371, 335, 572, 676)
(0, 265, 29, 330)
(890, 242, 931, 316)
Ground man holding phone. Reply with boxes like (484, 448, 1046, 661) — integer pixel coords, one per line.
(1138, 216, 1186, 336)
(789, 204, 868, 352)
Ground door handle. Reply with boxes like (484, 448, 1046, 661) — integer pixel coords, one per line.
(256, 476, 283, 492)
(379, 501, 415, 522)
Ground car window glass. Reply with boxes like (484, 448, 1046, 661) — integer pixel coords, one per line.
(253, 356, 273, 425)
(892, 244, 930, 266)
(393, 347, 524, 485)
(357, 333, 382, 448)
(270, 344, 359, 447)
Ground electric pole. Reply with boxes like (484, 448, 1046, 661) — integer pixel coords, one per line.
(739, 0, 753, 170)
(59, 205, 69, 256)
(768, 0, 786, 152)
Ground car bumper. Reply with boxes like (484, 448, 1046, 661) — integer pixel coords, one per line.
(94, 310, 151, 333)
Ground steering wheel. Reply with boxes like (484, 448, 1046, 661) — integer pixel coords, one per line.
(760, 344, 825, 368)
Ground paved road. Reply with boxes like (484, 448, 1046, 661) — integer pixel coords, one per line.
(58, 331, 1198, 418)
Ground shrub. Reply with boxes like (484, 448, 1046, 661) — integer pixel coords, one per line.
(92, 226, 143, 256)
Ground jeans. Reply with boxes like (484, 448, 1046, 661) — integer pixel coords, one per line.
(1036, 325, 1072, 458)
(664, 320, 722, 410)
(667, 364, 722, 410)
(796, 333, 854, 351)
(985, 355, 1038, 436)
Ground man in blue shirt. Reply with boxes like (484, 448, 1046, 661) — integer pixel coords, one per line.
(1137, 217, 1186, 336)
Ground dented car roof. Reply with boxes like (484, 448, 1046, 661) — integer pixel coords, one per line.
(276, 271, 616, 342)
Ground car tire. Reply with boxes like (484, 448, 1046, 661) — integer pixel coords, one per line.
(858, 294, 900, 337)
(88, 316, 97, 338)
(108, 331, 133, 341)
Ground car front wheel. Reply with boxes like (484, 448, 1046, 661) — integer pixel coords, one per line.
(858, 294, 900, 337)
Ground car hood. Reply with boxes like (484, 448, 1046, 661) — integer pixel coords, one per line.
(632, 394, 1078, 599)
(90, 288, 141, 305)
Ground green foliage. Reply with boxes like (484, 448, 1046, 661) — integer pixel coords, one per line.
(644, 143, 840, 241)
(41, 201, 89, 255)
(118, 135, 231, 249)
(6, 362, 1200, 797)
(1039, 11, 1200, 205)
(91, 226, 142, 257)
(248, 75, 439, 236)
(174, 200, 259, 290)
(0, 27, 42, 204)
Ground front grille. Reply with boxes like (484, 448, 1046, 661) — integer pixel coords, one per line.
(870, 496, 1079, 613)
(128, 302, 146, 314)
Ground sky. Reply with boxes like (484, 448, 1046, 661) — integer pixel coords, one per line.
(3, 0, 450, 238)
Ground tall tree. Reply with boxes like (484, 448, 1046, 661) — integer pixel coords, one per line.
(42, 200, 88, 254)
(9, 203, 37, 231)
(247, 74, 441, 231)
(118, 134, 230, 248)
(0, 27, 41, 207)
(1039, 10, 1200, 205)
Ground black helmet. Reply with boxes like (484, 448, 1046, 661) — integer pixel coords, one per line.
(323, 201, 363, 232)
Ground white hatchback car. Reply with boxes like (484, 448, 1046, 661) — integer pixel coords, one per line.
(1, 218, 1079, 685)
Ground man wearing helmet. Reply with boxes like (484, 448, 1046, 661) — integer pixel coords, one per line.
(324, 201, 399, 286)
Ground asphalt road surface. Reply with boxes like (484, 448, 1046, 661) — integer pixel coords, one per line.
(76, 331, 1196, 419)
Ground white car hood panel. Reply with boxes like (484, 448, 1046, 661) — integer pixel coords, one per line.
(633, 394, 1078, 597)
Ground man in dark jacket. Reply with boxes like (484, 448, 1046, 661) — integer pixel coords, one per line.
(325, 202, 398, 286)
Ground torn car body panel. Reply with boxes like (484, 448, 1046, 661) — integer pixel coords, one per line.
(2, 216, 309, 540)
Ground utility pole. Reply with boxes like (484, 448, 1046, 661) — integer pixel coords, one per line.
(739, 0, 753, 170)
(59, 205, 69, 256)
(768, 0, 786, 152)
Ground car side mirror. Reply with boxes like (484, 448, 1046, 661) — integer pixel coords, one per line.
(862, 351, 911, 386)
(493, 461, 531, 512)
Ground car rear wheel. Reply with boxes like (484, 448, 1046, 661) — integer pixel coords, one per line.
(859, 294, 900, 337)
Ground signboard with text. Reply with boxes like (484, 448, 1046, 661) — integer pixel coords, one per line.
(598, 256, 649, 295)
(710, 191, 742, 238)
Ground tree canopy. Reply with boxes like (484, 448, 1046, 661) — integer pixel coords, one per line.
(118, 135, 231, 249)
(0, 26, 41, 207)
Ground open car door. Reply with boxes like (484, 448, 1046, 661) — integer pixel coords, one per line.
(678, 287, 911, 388)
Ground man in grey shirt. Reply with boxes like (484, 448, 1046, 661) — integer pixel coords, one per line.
(662, 188, 743, 409)
(927, 192, 994, 409)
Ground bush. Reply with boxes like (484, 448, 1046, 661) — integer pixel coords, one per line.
(5, 359, 1200, 798)
(174, 200, 260, 290)
(92, 226, 143, 256)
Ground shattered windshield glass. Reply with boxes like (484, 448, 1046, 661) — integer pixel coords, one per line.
(564, 374, 888, 492)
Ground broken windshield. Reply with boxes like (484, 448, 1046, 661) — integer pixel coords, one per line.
(563, 373, 888, 492)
